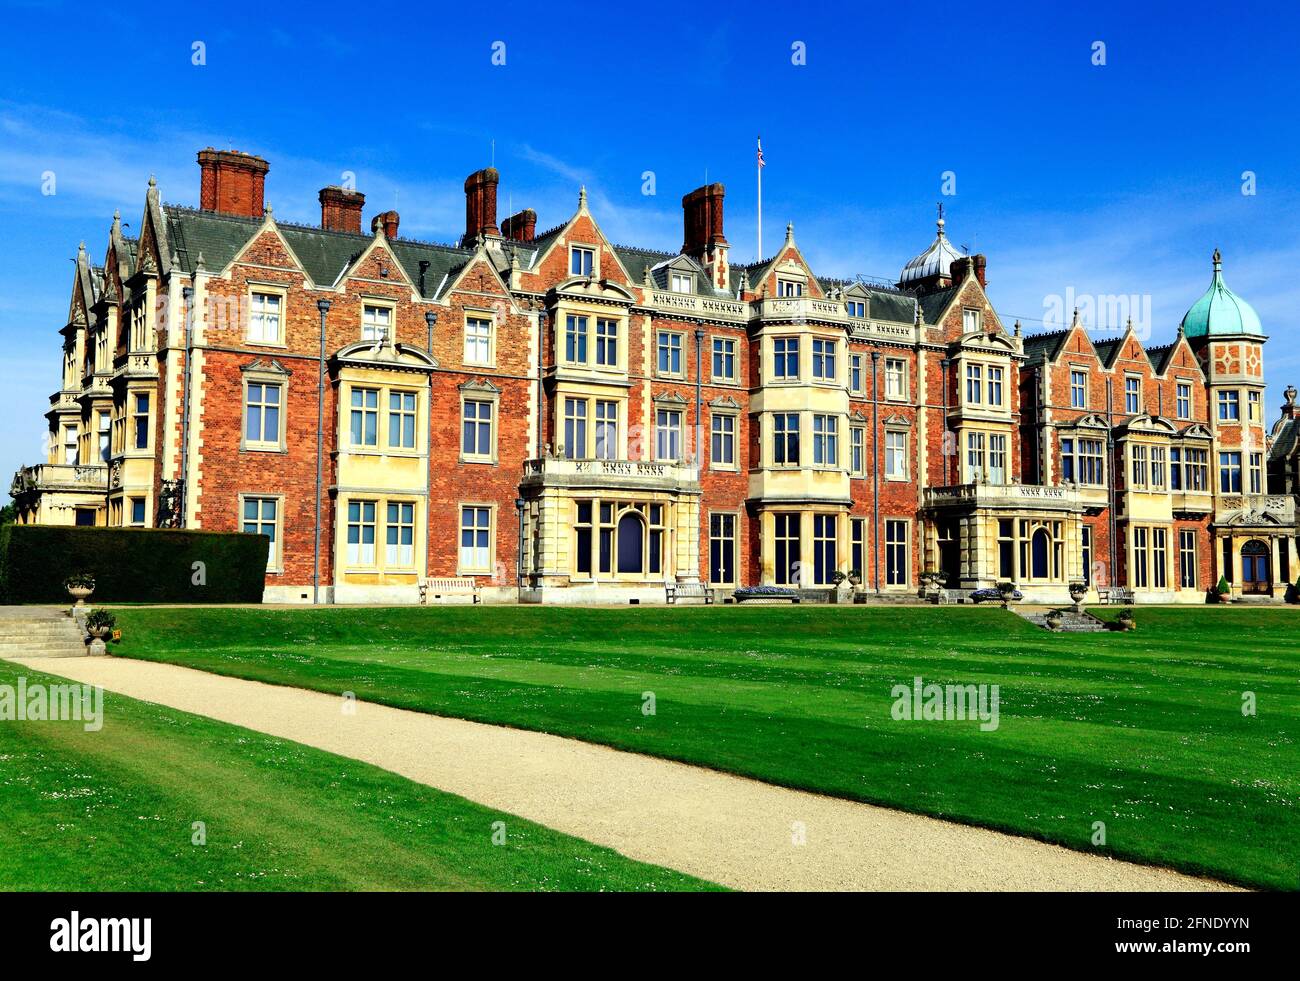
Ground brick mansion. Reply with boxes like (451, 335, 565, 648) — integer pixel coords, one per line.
(12, 148, 1300, 603)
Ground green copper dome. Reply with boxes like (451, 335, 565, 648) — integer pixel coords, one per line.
(1180, 249, 1262, 338)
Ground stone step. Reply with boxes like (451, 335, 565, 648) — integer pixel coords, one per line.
(0, 614, 88, 657)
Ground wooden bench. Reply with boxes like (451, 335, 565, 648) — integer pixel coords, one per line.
(665, 582, 713, 605)
(418, 577, 482, 604)
(1098, 587, 1133, 605)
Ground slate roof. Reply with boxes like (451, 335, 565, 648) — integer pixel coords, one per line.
(1020, 328, 1073, 363)
(1269, 415, 1297, 463)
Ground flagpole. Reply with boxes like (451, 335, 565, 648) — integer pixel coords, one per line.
(756, 135, 763, 261)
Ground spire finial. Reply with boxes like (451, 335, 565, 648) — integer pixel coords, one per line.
(1212, 247, 1222, 270)
(936, 201, 946, 237)
(264, 202, 273, 220)
(1126, 315, 1134, 332)
(578, 185, 587, 209)
(785, 221, 794, 242)
(1071, 306, 1080, 327)
(148, 174, 156, 188)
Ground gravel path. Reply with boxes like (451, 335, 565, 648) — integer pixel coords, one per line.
(10, 654, 1237, 892)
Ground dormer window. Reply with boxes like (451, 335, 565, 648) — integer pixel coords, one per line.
(570, 246, 594, 276)
(777, 279, 803, 297)
(846, 300, 866, 318)
(670, 272, 693, 294)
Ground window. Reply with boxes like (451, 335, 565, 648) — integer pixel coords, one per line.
(248, 291, 282, 344)
(1070, 370, 1087, 409)
(570, 246, 594, 276)
(462, 399, 494, 459)
(1169, 447, 1182, 490)
(1130, 444, 1149, 489)
(574, 502, 594, 576)
(813, 514, 837, 585)
(962, 309, 982, 333)
(563, 398, 588, 460)
(1178, 529, 1198, 589)
(133, 393, 151, 451)
(812, 338, 837, 381)
(129, 302, 148, 352)
(350, 388, 379, 447)
(850, 427, 865, 477)
(851, 519, 866, 580)
(242, 496, 280, 570)
(459, 506, 492, 573)
(464, 316, 492, 365)
(388, 391, 417, 449)
(129, 497, 146, 527)
(710, 413, 735, 468)
(1131, 527, 1149, 589)
(846, 299, 866, 318)
(966, 431, 986, 481)
(564, 314, 588, 364)
(812, 414, 838, 466)
(346, 500, 377, 566)
(1150, 446, 1167, 491)
(884, 358, 906, 400)
(1219, 451, 1242, 493)
(1184, 447, 1209, 491)
(885, 430, 907, 480)
(885, 520, 909, 586)
(774, 513, 801, 585)
(998, 519, 1015, 579)
(595, 319, 618, 367)
(1217, 390, 1240, 421)
(244, 384, 280, 449)
(1176, 382, 1191, 420)
(655, 408, 682, 461)
(97, 411, 111, 463)
(63, 425, 78, 465)
(849, 354, 863, 395)
(1081, 525, 1093, 586)
(1125, 376, 1141, 414)
(670, 272, 693, 294)
(709, 513, 737, 585)
(988, 433, 1007, 484)
(1249, 452, 1263, 494)
(712, 337, 736, 382)
(965, 364, 983, 405)
(777, 279, 803, 297)
(773, 413, 800, 465)
(1248, 390, 1261, 422)
(595, 400, 618, 461)
(773, 337, 799, 380)
(386, 502, 415, 567)
(362, 303, 392, 343)
(987, 366, 1004, 407)
(657, 331, 683, 376)
(1152, 528, 1168, 589)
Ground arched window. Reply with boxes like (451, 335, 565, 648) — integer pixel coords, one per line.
(617, 511, 645, 574)
(1031, 528, 1050, 580)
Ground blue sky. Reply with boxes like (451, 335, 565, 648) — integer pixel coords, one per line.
(2, 0, 1297, 487)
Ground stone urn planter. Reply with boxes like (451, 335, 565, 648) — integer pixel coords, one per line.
(64, 574, 95, 609)
(1117, 609, 1136, 632)
(84, 609, 116, 657)
(1044, 609, 1064, 632)
(997, 581, 1017, 610)
(1067, 580, 1087, 613)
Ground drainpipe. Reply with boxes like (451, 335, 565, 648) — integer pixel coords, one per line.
(939, 357, 950, 485)
(313, 299, 331, 605)
(1105, 376, 1117, 590)
(515, 496, 525, 599)
(179, 285, 194, 528)
(425, 311, 437, 587)
(536, 310, 547, 459)
(871, 350, 881, 594)
(694, 328, 704, 583)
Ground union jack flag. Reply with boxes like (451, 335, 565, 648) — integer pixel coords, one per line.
(757, 137, 765, 168)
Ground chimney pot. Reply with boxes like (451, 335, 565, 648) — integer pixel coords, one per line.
(197, 148, 270, 218)
(462, 167, 500, 247)
(319, 186, 365, 234)
(502, 208, 537, 243)
(371, 210, 400, 240)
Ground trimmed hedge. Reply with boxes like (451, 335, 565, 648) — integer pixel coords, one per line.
(0, 525, 268, 604)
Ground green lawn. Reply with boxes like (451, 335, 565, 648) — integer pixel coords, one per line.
(0, 657, 716, 891)
(105, 604, 1299, 890)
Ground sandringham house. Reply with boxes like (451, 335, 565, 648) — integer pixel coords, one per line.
(12, 148, 1299, 603)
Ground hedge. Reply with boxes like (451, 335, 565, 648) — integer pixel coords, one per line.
(0, 525, 269, 604)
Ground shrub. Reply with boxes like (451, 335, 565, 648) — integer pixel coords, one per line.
(1216, 575, 1231, 594)
(0, 526, 268, 604)
(63, 572, 96, 590)
(85, 608, 117, 631)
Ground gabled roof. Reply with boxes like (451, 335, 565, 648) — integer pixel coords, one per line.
(917, 286, 957, 326)
(1021, 328, 1073, 363)
(1091, 338, 1122, 368)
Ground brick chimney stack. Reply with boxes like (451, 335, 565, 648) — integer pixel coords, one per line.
(198, 148, 270, 218)
(462, 167, 500, 246)
(973, 253, 988, 289)
(319, 186, 365, 234)
(502, 208, 537, 243)
(371, 211, 400, 240)
(681, 183, 729, 289)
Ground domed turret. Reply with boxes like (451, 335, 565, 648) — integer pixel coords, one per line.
(1180, 249, 1262, 339)
(899, 204, 964, 289)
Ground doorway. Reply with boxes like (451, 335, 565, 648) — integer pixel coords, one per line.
(1241, 540, 1271, 595)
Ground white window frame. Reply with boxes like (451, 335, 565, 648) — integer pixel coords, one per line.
(463, 313, 494, 367)
(241, 493, 285, 573)
(710, 411, 737, 471)
(247, 287, 286, 346)
(458, 504, 495, 575)
(885, 429, 908, 481)
(361, 301, 395, 343)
